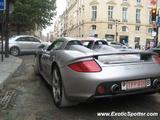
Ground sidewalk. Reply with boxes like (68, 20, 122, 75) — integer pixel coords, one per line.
(0, 55, 22, 90)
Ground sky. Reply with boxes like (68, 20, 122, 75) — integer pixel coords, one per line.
(42, 0, 67, 36)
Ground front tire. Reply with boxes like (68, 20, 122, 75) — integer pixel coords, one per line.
(10, 47, 20, 56)
(52, 66, 77, 108)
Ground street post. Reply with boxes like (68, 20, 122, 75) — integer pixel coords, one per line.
(0, 0, 6, 61)
(112, 19, 120, 42)
(5, 0, 9, 58)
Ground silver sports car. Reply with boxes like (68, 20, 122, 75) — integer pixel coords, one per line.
(34, 37, 160, 108)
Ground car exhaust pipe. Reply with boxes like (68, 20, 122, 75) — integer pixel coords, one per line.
(111, 84, 120, 93)
(153, 79, 160, 88)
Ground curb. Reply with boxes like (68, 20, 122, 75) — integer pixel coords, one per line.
(0, 56, 23, 91)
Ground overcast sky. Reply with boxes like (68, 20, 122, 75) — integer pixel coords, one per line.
(56, 0, 66, 16)
(42, 0, 66, 36)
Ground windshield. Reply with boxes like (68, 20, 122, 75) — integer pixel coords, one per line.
(93, 45, 119, 53)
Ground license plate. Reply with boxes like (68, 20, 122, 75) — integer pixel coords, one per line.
(121, 79, 151, 90)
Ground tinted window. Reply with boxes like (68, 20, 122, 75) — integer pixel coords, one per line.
(28, 37, 41, 42)
(82, 41, 94, 48)
(95, 41, 108, 45)
(65, 40, 82, 49)
(16, 37, 28, 42)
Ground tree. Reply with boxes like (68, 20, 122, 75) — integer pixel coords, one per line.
(11, 0, 56, 35)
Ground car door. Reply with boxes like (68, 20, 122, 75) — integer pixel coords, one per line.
(41, 39, 65, 83)
(28, 37, 41, 52)
(15, 37, 31, 52)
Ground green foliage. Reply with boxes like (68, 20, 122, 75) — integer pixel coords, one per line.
(12, 0, 56, 30)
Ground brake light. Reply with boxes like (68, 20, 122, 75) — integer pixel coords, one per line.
(153, 55, 160, 64)
(69, 60, 101, 72)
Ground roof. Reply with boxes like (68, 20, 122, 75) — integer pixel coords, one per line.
(9, 35, 40, 40)
(62, 37, 81, 41)
(78, 37, 105, 41)
(59, 37, 105, 41)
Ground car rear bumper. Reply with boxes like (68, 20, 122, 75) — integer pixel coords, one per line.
(61, 70, 160, 102)
(93, 87, 159, 99)
(66, 86, 160, 102)
(60, 62, 160, 102)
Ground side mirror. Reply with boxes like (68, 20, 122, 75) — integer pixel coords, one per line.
(38, 44, 45, 49)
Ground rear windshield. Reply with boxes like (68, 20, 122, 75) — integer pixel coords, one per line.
(65, 40, 82, 49)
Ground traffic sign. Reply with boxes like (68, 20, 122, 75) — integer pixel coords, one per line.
(0, 0, 6, 11)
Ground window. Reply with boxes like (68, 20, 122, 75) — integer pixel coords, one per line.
(135, 37, 140, 43)
(47, 40, 64, 51)
(136, 9, 141, 23)
(92, 25, 96, 30)
(16, 37, 28, 42)
(137, 0, 141, 4)
(82, 41, 94, 48)
(135, 26, 140, 31)
(65, 40, 82, 49)
(94, 34, 98, 37)
(148, 28, 152, 33)
(91, 6, 97, 21)
(28, 37, 41, 43)
(148, 10, 152, 24)
(122, 26, 127, 31)
(108, 24, 113, 29)
(108, 6, 114, 21)
(122, 7, 128, 22)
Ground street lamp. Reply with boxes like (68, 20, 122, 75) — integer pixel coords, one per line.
(112, 19, 120, 42)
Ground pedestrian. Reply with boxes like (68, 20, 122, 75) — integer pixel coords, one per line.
(150, 40, 154, 49)
(145, 42, 150, 50)
(122, 40, 126, 45)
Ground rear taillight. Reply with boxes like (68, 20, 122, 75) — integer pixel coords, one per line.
(153, 55, 160, 64)
(69, 60, 101, 72)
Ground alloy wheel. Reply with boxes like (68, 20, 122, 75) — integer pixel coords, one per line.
(10, 47, 19, 56)
(52, 68, 62, 105)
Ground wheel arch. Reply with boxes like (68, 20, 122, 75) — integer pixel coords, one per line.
(51, 62, 59, 76)
(51, 61, 64, 86)
(9, 46, 21, 56)
(9, 46, 20, 52)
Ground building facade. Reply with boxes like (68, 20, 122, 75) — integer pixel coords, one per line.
(55, 0, 160, 48)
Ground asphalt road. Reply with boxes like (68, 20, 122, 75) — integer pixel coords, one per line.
(0, 55, 160, 120)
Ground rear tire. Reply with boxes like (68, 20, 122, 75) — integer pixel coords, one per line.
(52, 66, 77, 108)
(10, 47, 20, 56)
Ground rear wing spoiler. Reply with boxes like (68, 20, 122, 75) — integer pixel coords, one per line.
(70, 51, 158, 62)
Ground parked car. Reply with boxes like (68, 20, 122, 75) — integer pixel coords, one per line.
(80, 37, 136, 52)
(108, 41, 128, 49)
(0, 35, 43, 56)
(80, 37, 108, 48)
(35, 37, 160, 108)
(80, 37, 120, 52)
(150, 46, 160, 56)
